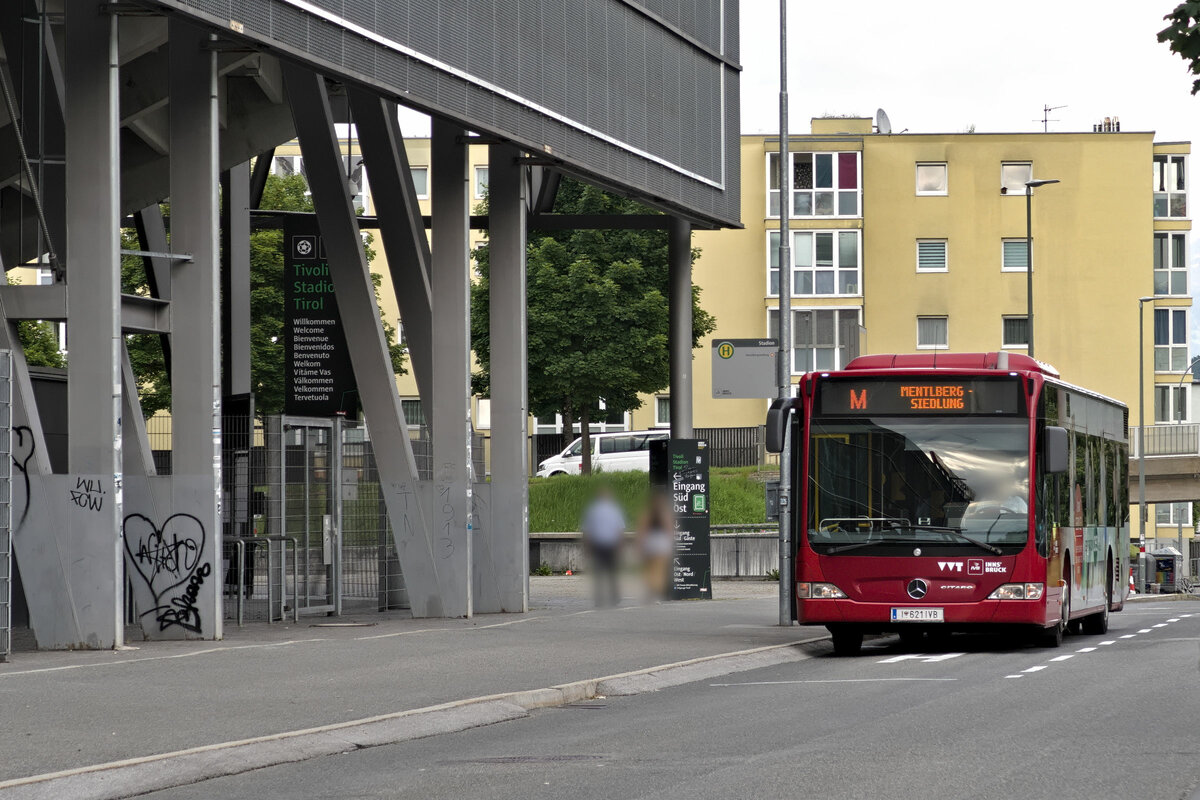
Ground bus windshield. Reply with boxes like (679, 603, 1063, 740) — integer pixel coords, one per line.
(808, 417, 1030, 554)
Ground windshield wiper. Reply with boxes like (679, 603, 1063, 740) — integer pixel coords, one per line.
(825, 536, 918, 555)
(903, 524, 1003, 556)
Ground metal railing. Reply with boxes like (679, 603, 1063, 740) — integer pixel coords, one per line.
(223, 535, 299, 625)
(1131, 423, 1200, 457)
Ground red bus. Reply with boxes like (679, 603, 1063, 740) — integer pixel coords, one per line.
(767, 352, 1130, 655)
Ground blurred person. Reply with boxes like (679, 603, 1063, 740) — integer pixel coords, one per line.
(580, 485, 625, 607)
(638, 490, 675, 601)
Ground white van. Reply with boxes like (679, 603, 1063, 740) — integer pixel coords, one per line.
(536, 430, 670, 477)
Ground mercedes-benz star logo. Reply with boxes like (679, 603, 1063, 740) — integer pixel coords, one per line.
(907, 578, 929, 600)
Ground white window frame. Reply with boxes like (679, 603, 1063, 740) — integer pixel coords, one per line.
(532, 411, 630, 435)
(400, 398, 425, 427)
(1154, 307, 1190, 372)
(915, 162, 948, 196)
(766, 151, 861, 219)
(1001, 239, 1029, 272)
(768, 307, 861, 375)
(1153, 154, 1187, 219)
(475, 398, 491, 430)
(1154, 384, 1189, 423)
(916, 239, 948, 272)
(1001, 161, 1032, 195)
(474, 165, 489, 199)
(768, 229, 862, 298)
(654, 396, 671, 428)
(1155, 501, 1192, 526)
(1154, 232, 1188, 296)
(410, 166, 429, 200)
(916, 316, 949, 350)
(1001, 315, 1030, 349)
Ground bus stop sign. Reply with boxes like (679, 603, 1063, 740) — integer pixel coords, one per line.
(712, 339, 778, 399)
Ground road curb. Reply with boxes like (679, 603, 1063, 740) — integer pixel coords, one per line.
(0, 636, 826, 799)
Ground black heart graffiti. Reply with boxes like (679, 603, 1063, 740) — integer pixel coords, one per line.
(123, 513, 210, 634)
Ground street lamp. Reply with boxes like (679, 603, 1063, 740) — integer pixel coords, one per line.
(1137, 295, 1163, 584)
(1172, 356, 1200, 423)
(1025, 178, 1060, 359)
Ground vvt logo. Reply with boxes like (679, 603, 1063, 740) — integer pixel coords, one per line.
(938, 561, 963, 572)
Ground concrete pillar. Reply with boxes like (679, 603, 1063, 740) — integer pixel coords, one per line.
(429, 118, 472, 617)
(478, 143, 529, 613)
(63, 0, 123, 647)
(669, 217, 694, 438)
(167, 20, 221, 638)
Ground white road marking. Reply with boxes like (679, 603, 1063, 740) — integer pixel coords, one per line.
(1099, 640, 1116, 645)
(1076, 647, 1097, 653)
(1182, 614, 1193, 618)
(1120, 634, 1137, 639)
(1049, 655, 1074, 662)
(1021, 665, 1047, 673)
(876, 652, 965, 664)
(1168, 618, 1181, 622)
(1153, 623, 1168, 628)
(0, 638, 330, 678)
(710, 678, 958, 686)
(1138, 629, 1153, 633)
(1004, 675, 1024, 679)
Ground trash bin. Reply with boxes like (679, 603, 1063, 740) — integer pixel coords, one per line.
(1150, 547, 1183, 593)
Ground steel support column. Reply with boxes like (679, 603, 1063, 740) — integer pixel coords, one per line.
(282, 67, 445, 617)
(429, 118, 472, 618)
(167, 20, 221, 638)
(221, 162, 252, 396)
(348, 89, 433, 403)
(63, 0, 123, 648)
(669, 217, 694, 438)
(478, 143, 528, 613)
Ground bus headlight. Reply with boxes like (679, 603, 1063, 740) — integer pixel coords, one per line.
(797, 582, 847, 599)
(988, 583, 1044, 600)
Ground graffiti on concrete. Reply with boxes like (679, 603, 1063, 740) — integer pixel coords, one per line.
(123, 513, 210, 633)
(11, 425, 33, 528)
(69, 477, 106, 512)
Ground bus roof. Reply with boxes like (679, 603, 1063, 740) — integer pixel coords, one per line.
(842, 352, 1060, 378)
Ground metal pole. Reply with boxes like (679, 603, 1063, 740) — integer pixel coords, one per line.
(669, 217, 694, 438)
(776, 0, 793, 627)
(1026, 189, 1034, 359)
(778, 409, 794, 626)
(1139, 299, 1148, 583)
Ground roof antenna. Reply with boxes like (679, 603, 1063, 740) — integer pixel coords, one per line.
(1034, 104, 1067, 132)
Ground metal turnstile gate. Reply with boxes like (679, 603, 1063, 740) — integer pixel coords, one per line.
(280, 417, 339, 616)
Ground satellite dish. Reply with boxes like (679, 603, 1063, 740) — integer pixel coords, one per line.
(876, 108, 892, 135)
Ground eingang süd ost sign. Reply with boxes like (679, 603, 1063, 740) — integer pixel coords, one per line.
(650, 439, 712, 600)
(283, 223, 359, 417)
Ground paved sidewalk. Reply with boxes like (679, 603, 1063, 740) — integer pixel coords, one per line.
(0, 577, 820, 785)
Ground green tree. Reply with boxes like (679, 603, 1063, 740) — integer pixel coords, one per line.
(123, 172, 405, 418)
(6, 274, 66, 369)
(470, 179, 716, 473)
(1159, 2, 1200, 94)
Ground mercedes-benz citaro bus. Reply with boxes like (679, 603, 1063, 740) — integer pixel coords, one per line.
(766, 352, 1130, 655)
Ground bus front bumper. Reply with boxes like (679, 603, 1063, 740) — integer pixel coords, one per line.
(797, 598, 1054, 630)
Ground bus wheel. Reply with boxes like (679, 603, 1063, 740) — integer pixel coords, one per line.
(1038, 580, 1068, 648)
(1082, 562, 1112, 635)
(830, 627, 863, 656)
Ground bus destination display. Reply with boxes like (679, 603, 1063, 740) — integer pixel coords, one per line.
(818, 378, 1021, 416)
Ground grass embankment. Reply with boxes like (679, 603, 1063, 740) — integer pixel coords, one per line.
(528, 466, 773, 531)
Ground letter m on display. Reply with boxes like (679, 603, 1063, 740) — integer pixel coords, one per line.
(849, 389, 867, 410)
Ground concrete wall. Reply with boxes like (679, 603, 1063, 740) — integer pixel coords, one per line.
(530, 532, 779, 579)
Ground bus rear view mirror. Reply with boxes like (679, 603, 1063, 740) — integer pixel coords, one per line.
(1045, 426, 1069, 474)
(766, 398, 800, 453)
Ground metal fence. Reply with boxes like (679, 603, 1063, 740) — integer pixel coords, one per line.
(0, 352, 12, 660)
(1131, 423, 1200, 457)
(695, 426, 764, 468)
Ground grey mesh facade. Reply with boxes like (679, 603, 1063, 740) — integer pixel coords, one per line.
(150, 0, 741, 226)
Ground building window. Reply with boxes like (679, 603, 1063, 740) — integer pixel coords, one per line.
(1155, 501, 1192, 526)
(1154, 308, 1189, 371)
(401, 399, 425, 427)
(1001, 162, 1032, 195)
(272, 155, 301, 177)
(410, 167, 429, 199)
(474, 166, 489, 199)
(37, 268, 54, 285)
(1002, 316, 1029, 348)
(917, 316, 948, 349)
(767, 152, 861, 218)
(768, 230, 861, 297)
(655, 396, 671, 428)
(769, 308, 861, 374)
(916, 239, 948, 272)
(1001, 239, 1028, 272)
(916, 163, 947, 195)
(1154, 385, 1189, 423)
(1154, 233, 1188, 296)
(1153, 154, 1186, 218)
(475, 398, 491, 429)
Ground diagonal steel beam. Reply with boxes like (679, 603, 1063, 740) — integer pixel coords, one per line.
(347, 88, 432, 402)
(282, 65, 445, 617)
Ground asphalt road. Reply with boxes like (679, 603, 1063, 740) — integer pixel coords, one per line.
(140, 601, 1200, 800)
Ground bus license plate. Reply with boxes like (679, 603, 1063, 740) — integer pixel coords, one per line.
(891, 607, 944, 622)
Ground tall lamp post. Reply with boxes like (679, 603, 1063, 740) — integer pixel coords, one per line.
(1137, 295, 1161, 587)
(776, 0, 793, 627)
(1024, 178, 1060, 359)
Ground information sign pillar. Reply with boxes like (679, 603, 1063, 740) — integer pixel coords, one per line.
(651, 439, 712, 600)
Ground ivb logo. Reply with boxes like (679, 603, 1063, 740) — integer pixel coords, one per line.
(968, 559, 984, 576)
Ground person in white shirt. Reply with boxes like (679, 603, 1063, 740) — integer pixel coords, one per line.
(581, 486, 626, 607)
